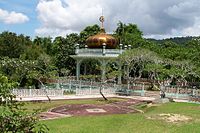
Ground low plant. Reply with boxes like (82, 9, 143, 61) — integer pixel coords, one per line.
(0, 75, 49, 133)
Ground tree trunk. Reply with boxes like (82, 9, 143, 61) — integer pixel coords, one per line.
(38, 79, 51, 102)
(100, 85, 108, 101)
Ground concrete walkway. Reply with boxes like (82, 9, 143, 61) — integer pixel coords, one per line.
(14, 95, 200, 104)
(14, 94, 156, 102)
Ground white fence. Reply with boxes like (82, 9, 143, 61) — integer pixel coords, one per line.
(12, 80, 144, 97)
(164, 86, 200, 99)
(44, 79, 144, 96)
(12, 89, 64, 97)
(76, 86, 117, 96)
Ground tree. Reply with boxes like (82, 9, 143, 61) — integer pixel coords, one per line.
(170, 60, 196, 83)
(0, 56, 57, 88)
(119, 48, 161, 83)
(115, 22, 144, 47)
(0, 31, 32, 58)
(52, 34, 79, 76)
(0, 75, 49, 132)
(79, 24, 101, 46)
(20, 44, 44, 60)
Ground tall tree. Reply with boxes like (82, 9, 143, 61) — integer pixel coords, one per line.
(33, 36, 53, 55)
(52, 33, 79, 76)
(79, 24, 101, 46)
(115, 22, 143, 47)
(0, 31, 32, 58)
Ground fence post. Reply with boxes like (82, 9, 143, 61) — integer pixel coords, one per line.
(176, 87, 179, 98)
(76, 86, 78, 95)
(61, 87, 63, 96)
(79, 80, 81, 89)
(114, 82, 116, 93)
(69, 80, 72, 91)
(56, 83, 60, 89)
(79, 80, 82, 95)
(29, 89, 32, 97)
(141, 83, 145, 96)
(127, 82, 130, 90)
(90, 81, 92, 94)
(192, 89, 196, 96)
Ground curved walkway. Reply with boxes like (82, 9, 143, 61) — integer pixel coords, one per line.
(15, 94, 156, 102)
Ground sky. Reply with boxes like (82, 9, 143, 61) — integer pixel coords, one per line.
(1, 0, 200, 39)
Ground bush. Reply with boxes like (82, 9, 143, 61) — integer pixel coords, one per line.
(0, 105, 48, 133)
(0, 75, 49, 133)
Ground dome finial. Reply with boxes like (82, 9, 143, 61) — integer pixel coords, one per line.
(99, 8, 105, 28)
(85, 9, 118, 49)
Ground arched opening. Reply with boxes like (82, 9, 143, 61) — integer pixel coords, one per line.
(74, 57, 122, 84)
(80, 59, 101, 81)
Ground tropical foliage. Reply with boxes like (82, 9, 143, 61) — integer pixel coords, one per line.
(0, 75, 48, 132)
(0, 22, 200, 87)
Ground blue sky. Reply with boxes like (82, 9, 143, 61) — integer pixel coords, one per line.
(0, 0, 39, 37)
(1, 0, 200, 39)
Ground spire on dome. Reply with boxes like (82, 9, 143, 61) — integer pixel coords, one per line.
(99, 8, 105, 29)
(86, 12, 118, 49)
(99, 15, 105, 29)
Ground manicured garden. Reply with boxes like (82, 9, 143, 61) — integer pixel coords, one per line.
(25, 99, 200, 133)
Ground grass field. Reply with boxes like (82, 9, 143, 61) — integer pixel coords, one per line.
(25, 99, 200, 133)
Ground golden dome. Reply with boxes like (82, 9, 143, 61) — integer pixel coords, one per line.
(86, 16, 118, 49)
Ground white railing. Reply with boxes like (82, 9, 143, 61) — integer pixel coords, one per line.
(45, 79, 144, 95)
(78, 49, 124, 55)
(78, 49, 102, 54)
(12, 89, 64, 97)
(105, 49, 124, 54)
(76, 86, 117, 96)
(13, 79, 144, 96)
(164, 86, 200, 100)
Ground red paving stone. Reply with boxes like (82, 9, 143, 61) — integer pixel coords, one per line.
(47, 99, 144, 117)
(39, 112, 71, 120)
(39, 99, 151, 120)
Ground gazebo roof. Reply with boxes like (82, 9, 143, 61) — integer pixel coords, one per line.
(86, 16, 118, 49)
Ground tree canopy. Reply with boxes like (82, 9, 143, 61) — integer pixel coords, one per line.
(0, 23, 200, 87)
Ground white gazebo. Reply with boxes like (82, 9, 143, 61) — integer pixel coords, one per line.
(70, 16, 130, 84)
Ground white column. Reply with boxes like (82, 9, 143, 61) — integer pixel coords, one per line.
(119, 44, 123, 54)
(118, 63, 122, 84)
(76, 59, 81, 81)
(84, 64, 87, 75)
(101, 60, 107, 83)
(141, 83, 145, 96)
(102, 43, 106, 55)
(126, 64, 130, 88)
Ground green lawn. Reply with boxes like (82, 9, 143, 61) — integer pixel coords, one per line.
(26, 99, 200, 133)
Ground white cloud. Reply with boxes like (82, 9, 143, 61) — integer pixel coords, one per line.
(0, 8, 29, 24)
(35, 27, 79, 37)
(35, 0, 200, 39)
(173, 17, 200, 37)
(35, 0, 102, 37)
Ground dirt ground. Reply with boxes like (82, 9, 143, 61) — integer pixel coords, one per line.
(40, 99, 145, 120)
(147, 113, 192, 123)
